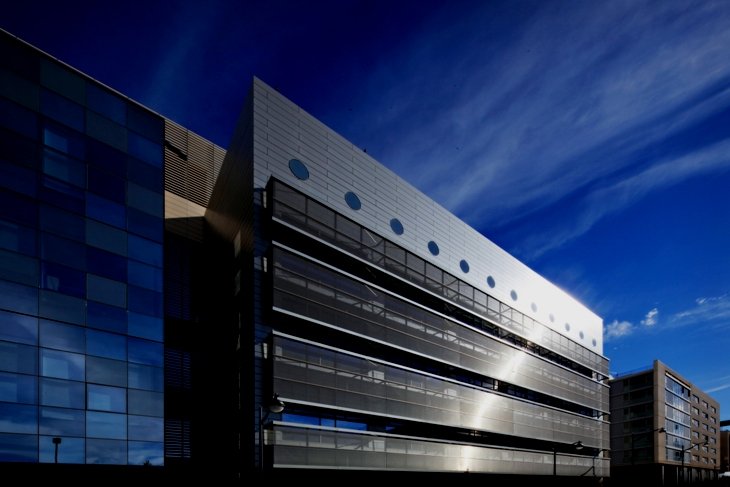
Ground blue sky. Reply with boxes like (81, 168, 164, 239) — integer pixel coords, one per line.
(4, 0, 730, 415)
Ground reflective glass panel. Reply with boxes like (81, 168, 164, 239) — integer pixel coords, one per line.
(86, 356, 126, 387)
(128, 389, 163, 417)
(86, 329, 126, 361)
(128, 441, 163, 466)
(87, 274, 126, 308)
(0, 279, 38, 315)
(0, 433, 37, 462)
(40, 377, 84, 409)
(40, 348, 85, 381)
(0, 371, 36, 404)
(39, 320, 85, 353)
(0, 309, 37, 345)
(88, 384, 126, 413)
(86, 438, 125, 464)
(39, 290, 85, 325)
(127, 363, 162, 392)
(127, 338, 162, 367)
(40, 262, 85, 297)
(86, 411, 126, 439)
(86, 301, 127, 334)
(0, 341, 37, 374)
(39, 406, 85, 436)
(128, 415, 163, 442)
(39, 435, 84, 464)
(0, 402, 37, 433)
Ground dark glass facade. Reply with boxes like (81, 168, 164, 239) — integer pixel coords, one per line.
(0, 32, 164, 465)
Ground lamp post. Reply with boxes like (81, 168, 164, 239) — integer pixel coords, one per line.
(630, 426, 666, 465)
(259, 393, 285, 472)
(553, 440, 584, 476)
(680, 439, 708, 485)
(592, 448, 610, 477)
(51, 437, 62, 464)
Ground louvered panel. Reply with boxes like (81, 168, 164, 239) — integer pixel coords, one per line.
(165, 419, 192, 459)
(163, 120, 226, 209)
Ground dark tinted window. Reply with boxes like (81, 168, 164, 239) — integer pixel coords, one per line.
(41, 262, 85, 297)
(39, 320, 85, 353)
(39, 348, 85, 381)
(86, 329, 126, 361)
(0, 371, 36, 404)
(40, 88, 84, 131)
(39, 406, 85, 437)
(38, 290, 85, 325)
(88, 166, 125, 203)
(86, 83, 126, 124)
(0, 341, 38, 375)
(0, 309, 37, 345)
(40, 205, 85, 242)
(40, 377, 85, 408)
(86, 301, 127, 334)
(87, 247, 126, 281)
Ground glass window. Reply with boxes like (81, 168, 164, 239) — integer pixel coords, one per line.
(88, 384, 126, 413)
(0, 279, 38, 315)
(40, 88, 84, 131)
(128, 415, 163, 442)
(128, 440, 163, 466)
(128, 389, 163, 417)
(40, 59, 85, 104)
(87, 274, 126, 308)
(86, 138, 126, 177)
(127, 157, 162, 192)
(86, 193, 125, 229)
(0, 219, 36, 256)
(0, 128, 37, 168)
(127, 105, 162, 141)
(128, 260, 162, 292)
(128, 338, 162, 367)
(127, 208, 162, 242)
(86, 356, 126, 387)
(86, 219, 127, 256)
(40, 233, 85, 270)
(128, 363, 162, 392)
(39, 320, 85, 353)
(0, 341, 37, 375)
(128, 286, 162, 317)
(39, 175, 85, 214)
(0, 97, 37, 139)
(0, 161, 37, 197)
(86, 329, 126, 361)
(128, 312, 162, 342)
(127, 182, 162, 218)
(0, 190, 37, 228)
(0, 249, 38, 286)
(86, 83, 126, 124)
(87, 301, 127, 334)
(0, 68, 39, 110)
(88, 166, 125, 203)
(86, 438, 125, 464)
(128, 131, 161, 167)
(0, 309, 37, 345)
(40, 377, 85, 408)
(0, 433, 37, 462)
(39, 435, 84, 464)
(128, 235, 162, 267)
(86, 111, 127, 152)
(43, 121, 85, 160)
(86, 247, 126, 282)
(41, 262, 85, 297)
(86, 411, 126, 439)
(0, 402, 37, 433)
(39, 406, 85, 436)
(0, 371, 36, 404)
(40, 348, 85, 381)
(39, 289, 85, 325)
(40, 205, 85, 242)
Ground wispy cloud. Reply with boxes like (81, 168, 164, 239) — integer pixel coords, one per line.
(604, 320, 634, 341)
(705, 382, 730, 394)
(670, 294, 730, 328)
(641, 308, 659, 327)
(349, 1, 730, 256)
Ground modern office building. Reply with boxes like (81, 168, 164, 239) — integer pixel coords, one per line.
(0, 28, 610, 480)
(609, 360, 720, 484)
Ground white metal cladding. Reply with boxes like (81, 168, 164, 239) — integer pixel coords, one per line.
(251, 77, 604, 354)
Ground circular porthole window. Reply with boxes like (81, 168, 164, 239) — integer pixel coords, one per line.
(510, 290, 518, 301)
(345, 191, 361, 210)
(288, 159, 309, 180)
(486, 276, 495, 288)
(592, 338, 597, 347)
(531, 303, 537, 312)
(549, 314, 555, 323)
(565, 323, 571, 332)
(390, 218, 404, 235)
(459, 260, 470, 273)
(427, 241, 439, 256)
(579, 331, 585, 340)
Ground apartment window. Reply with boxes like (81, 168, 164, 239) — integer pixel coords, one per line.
(692, 407, 699, 415)
(710, 406, 717, 414)
(702, 400, 708, 409)
(692, 394, 699, 403)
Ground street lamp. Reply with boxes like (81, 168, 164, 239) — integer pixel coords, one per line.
(259, 393, 285, 471)
(591, 448, 610, 477)
(680, 439, 708, 484)
(553, 440, 584, 476)
(52, 437, 62, 464)
(631, 426, 666, 465)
